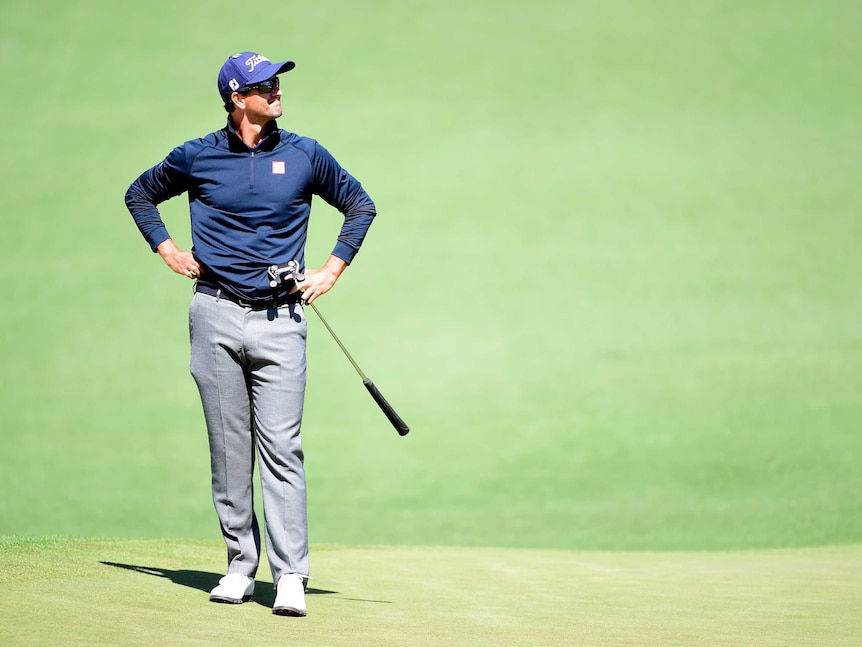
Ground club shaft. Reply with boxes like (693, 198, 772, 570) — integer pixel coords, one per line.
(307, 301, 368, 381)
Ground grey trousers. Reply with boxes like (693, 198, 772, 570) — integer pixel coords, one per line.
(189, 291, 309, 584)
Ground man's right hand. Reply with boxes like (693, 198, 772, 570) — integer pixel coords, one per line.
(157, 239, 202, 279)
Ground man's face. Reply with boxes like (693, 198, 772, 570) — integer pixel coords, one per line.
(240, 76, 283, 122)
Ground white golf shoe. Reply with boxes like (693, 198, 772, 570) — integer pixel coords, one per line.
(273, 573, 307, 616)
(209, 573, 255, 604)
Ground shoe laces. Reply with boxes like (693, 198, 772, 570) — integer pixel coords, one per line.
(279, 573, 305, 589)
(220, 573, 251, 585)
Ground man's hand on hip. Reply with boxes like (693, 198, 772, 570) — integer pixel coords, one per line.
(157, 239, 202, 279)
(298, 255, 347, 304)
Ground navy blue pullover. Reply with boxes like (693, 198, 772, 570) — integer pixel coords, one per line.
(125, 119, 376, 301)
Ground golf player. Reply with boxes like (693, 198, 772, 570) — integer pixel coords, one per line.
(124, 51, 376, 616)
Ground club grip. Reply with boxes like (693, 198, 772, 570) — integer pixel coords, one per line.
(363, 379, 410, 436)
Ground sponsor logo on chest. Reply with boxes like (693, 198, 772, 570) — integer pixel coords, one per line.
(272, 161, 286, 175)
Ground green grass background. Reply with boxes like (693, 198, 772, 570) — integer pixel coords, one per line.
(3, 538, 860, 646)
(1, 0, 861, 553)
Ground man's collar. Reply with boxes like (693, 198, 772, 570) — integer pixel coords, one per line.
(224, 118, 280, 152)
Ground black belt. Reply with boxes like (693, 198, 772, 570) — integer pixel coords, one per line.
(195, 281, 303, 308)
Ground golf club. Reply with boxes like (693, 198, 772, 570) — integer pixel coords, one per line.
(268, 261, 410, 437)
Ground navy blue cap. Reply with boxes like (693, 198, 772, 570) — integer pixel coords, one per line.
(218, 52, 295, 101)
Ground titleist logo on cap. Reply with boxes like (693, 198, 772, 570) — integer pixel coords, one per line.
(244, 54, 269, 73)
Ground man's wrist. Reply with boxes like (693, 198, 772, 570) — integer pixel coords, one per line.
(322, 255, 348, 279)
(156, 238, 178, 255)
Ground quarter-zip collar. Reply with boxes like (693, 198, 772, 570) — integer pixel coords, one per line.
(224, 118, 281, 153)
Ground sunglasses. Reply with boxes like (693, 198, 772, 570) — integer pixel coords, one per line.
(239, 77, 280, 94)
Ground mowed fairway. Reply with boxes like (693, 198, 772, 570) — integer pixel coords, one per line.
(1, 538, 859, 647)
(1, 1, 861, 645)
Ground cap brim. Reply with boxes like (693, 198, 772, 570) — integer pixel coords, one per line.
(247, 60, 296, 84)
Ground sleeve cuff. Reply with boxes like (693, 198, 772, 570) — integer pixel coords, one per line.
(331, 241, 357, 265)
(147, 227, 171, 253)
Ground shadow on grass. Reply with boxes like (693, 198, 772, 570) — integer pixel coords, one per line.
(99, 561, 341, 608)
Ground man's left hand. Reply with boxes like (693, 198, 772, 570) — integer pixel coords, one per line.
(297, 255, 347, 304)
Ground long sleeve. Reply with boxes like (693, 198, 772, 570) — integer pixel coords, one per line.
(311, 142, 376, 264)
(124, 146, 192, 252)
